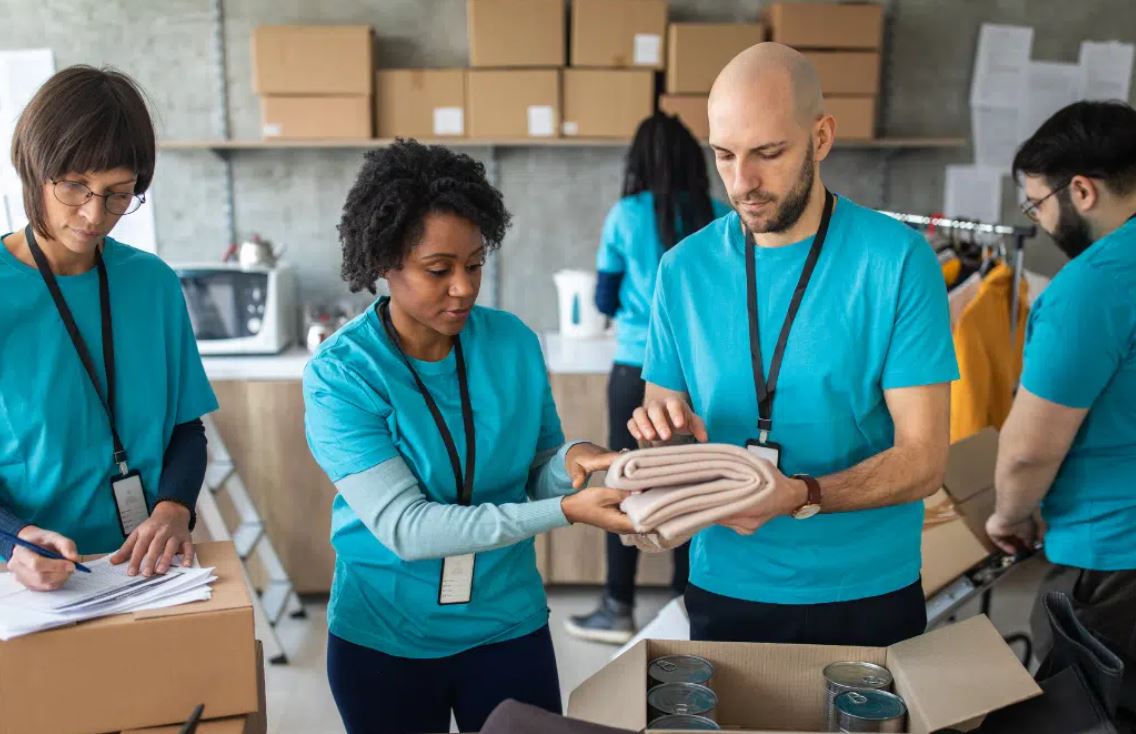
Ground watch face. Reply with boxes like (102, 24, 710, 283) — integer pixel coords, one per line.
(793, 504, 821, 520)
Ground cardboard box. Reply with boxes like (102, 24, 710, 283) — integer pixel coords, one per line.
(768, 3, 884, 50)
(467, 0, 565, 67)
(803, 50, 880, 95)
(666, 23, 766, 94)
(119, 642, 267, 734)
(570, 0, 667, 69)
(659, 94, 709, 140)
(569, 616, 1041, 733)
(251, 25, 374, 95)
(260, 95, 373, 139)
(826, 95, 876, 140)
(0, 542, 257, 734)
(375, 69, 466, 139)
(921, 428, 1000, 598)
(562, 69, 654, 138)
(466, 69, 560, 139)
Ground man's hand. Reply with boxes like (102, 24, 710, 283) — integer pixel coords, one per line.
(628, 395, 708, 445)
(717, 460, 805, 535)
(985, 512, 1042, 556)
(8, 526, 79, 591)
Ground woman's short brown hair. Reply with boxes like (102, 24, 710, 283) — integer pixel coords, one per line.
(11, 65, 156, 237)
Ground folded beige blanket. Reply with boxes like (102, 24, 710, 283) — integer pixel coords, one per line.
(607, 444, 776, 552)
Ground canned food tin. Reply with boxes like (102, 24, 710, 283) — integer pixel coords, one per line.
(647, 713, 721, 730)
(648, 655, 716, 689)
(823, 661, 894, 731)
(646, 682, 718, 723)
(834, 690, 907, 733)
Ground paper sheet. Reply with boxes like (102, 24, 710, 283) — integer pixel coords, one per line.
(1079, 40, 1135, 101)
(0, 556, 216, 640)
(970, 24, 1034, 109)
(971, 106, 1021, 171)
(0, 49, 55, 231)
(944, 165, 1005, 225)
(1018, 61, 1086, 141)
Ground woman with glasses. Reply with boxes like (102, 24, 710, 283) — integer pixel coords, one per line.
(0, 66, 216, 591)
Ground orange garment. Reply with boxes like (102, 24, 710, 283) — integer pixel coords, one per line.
(941, 257, 961, 288)
(950, 263, 1029, 443)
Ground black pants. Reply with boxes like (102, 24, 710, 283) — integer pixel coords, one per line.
(326, 626, 562, 734)
(604, 362, 689, 605)
(1031, 564, 1136, 721)
(686, 579, 927, 646)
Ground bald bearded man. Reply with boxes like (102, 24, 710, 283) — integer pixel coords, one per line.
(627, 43, 959, 645)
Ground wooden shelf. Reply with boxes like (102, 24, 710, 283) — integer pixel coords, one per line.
(159, 136, 968, 151)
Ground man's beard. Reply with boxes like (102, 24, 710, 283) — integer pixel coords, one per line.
(739, 141, 816, 235)
(1049, 189, 1094, 260)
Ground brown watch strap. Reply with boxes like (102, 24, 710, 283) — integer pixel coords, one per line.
(792, 473, 822, 508)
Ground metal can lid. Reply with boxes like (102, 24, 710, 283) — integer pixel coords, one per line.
(649, 655, 716, 684)
(823, 661, 894, 690)
(647, 713, 721, 730)
(647, 683, 718, 715)
(835, 690, 907, 720)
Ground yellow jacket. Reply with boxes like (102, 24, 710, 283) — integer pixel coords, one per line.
(950, 263, 1029, 443)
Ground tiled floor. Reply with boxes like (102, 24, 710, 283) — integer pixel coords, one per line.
(265, 559, 1050, 734)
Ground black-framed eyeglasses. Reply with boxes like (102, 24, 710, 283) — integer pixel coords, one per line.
(50, 179, 146, 216)
(1020, 180, 1071, 222)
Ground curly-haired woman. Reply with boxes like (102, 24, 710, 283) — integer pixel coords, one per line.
(303, 140, 633, 734)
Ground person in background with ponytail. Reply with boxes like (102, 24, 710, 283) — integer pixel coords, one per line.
(564, 112, 731, 644)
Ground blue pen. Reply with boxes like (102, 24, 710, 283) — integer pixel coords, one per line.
(0, 529, 91, 573)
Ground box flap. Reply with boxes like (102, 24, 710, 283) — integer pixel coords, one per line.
(886, 616, 1041, 733)
(943, 428, 999, 504)
(567, 641, 649, 729)
(921, 515, 990, 597)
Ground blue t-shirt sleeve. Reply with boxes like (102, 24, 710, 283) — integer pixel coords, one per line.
(881, 236, 960, 390)
(596, 204, 626, 274)
(168, 273, 218, 424)
(1021, 272, 1133, 408)
(303, 358, 400, 482)
(642, 264, 688, 392)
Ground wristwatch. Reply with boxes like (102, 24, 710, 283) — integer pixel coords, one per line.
(790, 474, 822, 520)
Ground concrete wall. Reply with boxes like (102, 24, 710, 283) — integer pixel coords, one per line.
(4, 0, 1135, 330)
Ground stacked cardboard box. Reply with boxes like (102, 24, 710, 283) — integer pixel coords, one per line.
(375, 69, 467, 139)
(660, 22, 766, 141)
(252, 25, 375, 139)
(0, 542, 259, 734)
(466, 0, 564, 139)
(563, 0, 662, 138)
(767, 3, 884, 140)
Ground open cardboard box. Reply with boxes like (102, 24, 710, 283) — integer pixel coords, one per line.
(569, 615, 1040, 733)
(921, 428, 1000, 597)
(0, 542, 257, 734)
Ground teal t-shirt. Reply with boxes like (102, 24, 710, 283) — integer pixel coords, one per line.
(303, 303, 566, 658)
(643, 198, 959, 604)
(1021, 217, 1136, 571)
(0, 235, 218, 555)
(596, 192, 732, 366)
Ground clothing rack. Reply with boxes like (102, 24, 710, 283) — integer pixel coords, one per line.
(880, 212, 1038, 342)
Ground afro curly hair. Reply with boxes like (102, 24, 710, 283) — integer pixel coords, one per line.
(338, 139, 512, 293)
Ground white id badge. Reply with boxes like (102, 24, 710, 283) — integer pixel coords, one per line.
(439, 553, 475, 605)
(111, 470, 150, 536)
(745, 439, 783, 470)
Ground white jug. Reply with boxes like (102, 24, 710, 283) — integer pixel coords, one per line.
(553, 269, 606, 339)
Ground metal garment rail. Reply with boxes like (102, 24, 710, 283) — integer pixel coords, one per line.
(880, 211, 1038, 342)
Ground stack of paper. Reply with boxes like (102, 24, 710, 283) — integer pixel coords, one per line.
(0, 556, 215, 640)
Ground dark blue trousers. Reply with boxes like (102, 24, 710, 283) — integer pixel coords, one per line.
(327, 625, 562, 734)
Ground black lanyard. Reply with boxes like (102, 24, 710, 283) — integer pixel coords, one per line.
(377, 298, 475, 506)
(744, 190, 835, 442)
(25, 225, 129, 476)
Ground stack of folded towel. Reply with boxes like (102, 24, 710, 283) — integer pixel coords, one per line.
(606, 444, 776, 552)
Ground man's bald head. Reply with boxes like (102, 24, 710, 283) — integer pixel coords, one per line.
(710, 42, 824, 128)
